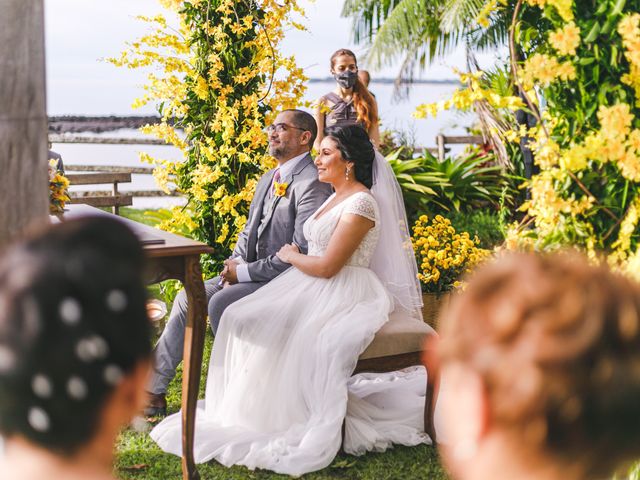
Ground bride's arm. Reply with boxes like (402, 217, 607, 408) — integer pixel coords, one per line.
(277, 213, 374, 278)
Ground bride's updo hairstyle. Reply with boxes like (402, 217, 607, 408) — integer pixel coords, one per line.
(439, 252, 640, 478)
(324, 125, 374, 188)
(0, 216, 152, 455)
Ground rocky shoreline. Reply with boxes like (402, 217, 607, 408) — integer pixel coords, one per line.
(48, 115, 178, 133)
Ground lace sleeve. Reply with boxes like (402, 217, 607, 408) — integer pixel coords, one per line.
(344, 192, 377, 222)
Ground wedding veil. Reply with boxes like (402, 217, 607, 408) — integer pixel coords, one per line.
(370, 151, 423, 319)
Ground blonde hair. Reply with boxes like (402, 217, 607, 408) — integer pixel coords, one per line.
(440, 252, 640, 478)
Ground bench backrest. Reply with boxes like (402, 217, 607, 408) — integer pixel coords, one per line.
(66, 172, 132, 215)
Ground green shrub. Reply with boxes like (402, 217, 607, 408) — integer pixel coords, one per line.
(448, 210, 505, 249)
(388, 146, 513, 220)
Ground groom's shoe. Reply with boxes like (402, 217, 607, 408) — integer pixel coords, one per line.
(144, 392, 167, 417)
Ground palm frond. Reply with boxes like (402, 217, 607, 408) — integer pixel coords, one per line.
(440, 0, 486, 33)
(341, 0, 403, 44)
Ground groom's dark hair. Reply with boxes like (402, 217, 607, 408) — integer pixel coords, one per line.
(283, 109, 317, 147)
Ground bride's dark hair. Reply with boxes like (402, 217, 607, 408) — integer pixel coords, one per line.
(324, 125, 374, 188)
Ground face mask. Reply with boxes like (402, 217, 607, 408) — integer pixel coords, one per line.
(334, 70, 358, 89)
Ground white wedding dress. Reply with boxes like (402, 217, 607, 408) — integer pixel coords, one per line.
(151, 191, 430, 476)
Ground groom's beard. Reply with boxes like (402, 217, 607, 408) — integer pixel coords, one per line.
(269, 143, 293, 160)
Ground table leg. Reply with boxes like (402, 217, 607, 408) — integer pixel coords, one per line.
(181, 255, 207, 480)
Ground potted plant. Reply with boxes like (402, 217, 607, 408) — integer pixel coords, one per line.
(412, 214, 490, 329)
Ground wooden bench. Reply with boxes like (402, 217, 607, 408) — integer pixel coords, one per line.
(353, 312, 439, 442)
(66, 172, 133, 215)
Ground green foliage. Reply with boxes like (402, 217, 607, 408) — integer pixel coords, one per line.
(342, 0, 455, 90)
(521, 0, 637, 138)
(513, 0, 640, 257)
(448, 210, 506, 248)
(341, 0, 514, 90)
(388, 147, 512, 220)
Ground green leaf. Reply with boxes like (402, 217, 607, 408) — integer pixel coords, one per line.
(583, 22, 600, 43)
(600, 17, 616, 35)
(578, 57, 596, 65)
(611, 0, 627, 17)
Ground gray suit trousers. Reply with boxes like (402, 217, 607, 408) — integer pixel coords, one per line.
(149, 277, 265, 395)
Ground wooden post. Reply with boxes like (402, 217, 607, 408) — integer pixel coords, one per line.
(0, 0, 48, 246)
(436, 134, 445, 162)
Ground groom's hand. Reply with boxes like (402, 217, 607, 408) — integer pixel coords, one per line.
(222, 259, 239, 284)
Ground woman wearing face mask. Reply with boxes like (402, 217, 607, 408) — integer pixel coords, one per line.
(314, 49, 380, 152)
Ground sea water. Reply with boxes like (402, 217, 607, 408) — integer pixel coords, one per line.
(52, 81, 473, 209)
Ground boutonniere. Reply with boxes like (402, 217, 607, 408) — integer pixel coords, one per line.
(273, 182, 289, 197)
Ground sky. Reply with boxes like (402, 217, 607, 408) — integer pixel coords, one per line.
(43, 0, 496, 116)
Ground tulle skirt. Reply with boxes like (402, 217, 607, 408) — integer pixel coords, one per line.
(151, 266, 430, 476)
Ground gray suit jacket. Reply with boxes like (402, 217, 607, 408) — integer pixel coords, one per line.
(231, 153, 332, 283)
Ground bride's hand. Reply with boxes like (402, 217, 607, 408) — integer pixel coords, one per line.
(277, 243, 299, 263)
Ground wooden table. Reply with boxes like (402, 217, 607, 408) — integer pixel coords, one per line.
(55, 205, 213, 480)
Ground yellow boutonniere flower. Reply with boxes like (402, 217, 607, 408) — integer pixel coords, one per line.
(273, 181, 288, 197)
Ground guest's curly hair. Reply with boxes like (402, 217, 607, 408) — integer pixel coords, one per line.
(0, 216, 152, 455)
(324, 125, 375, 188)
(439, 252, 640, 478)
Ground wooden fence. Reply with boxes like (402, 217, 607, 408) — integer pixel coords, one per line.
(49, 135, 180, 202)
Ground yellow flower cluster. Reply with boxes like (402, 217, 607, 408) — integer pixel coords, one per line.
(48, 160, 70, 214)
(525, 0, 573, 21)
(611, 197, 640, 259)
(414, 70, 523, 119)
(549, 22, 580, 56)
(522, 170, 595, 237)
(619, 14, 640, 107)
(412, 215, 490, 293)
(620, 245, 640, 283)
(531, 104, 640, 181)
(111, 0, 307, 270)
(519, 53, 576, 89)
(476, 0, 498, 28)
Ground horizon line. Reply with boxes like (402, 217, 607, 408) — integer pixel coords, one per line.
(308, 77, 459, 85)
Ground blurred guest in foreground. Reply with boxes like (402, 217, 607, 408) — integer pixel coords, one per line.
(0, 217, 152, 480)
(437, 252, 640, 480)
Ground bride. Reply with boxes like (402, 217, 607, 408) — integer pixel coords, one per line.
(151, 125, 426, 475)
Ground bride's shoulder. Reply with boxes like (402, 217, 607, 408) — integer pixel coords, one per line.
(344, 191, 378, 221)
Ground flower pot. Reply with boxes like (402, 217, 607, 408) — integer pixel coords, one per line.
(421, 292, 450, 331)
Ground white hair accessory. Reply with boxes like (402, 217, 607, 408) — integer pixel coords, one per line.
(59, 297, 82, 326)
(76, 334, 109, 363)
(67, 376, 88, 400)
(28, 407, 50, 432)
(32, 374, 53, 399)
(104, 364, 124, 386)
(106, 289, 127, 312)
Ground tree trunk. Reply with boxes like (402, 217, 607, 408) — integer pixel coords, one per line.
(0, 0, 48, 246)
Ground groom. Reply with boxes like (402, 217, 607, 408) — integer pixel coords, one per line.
(146, 109, 332, 415)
